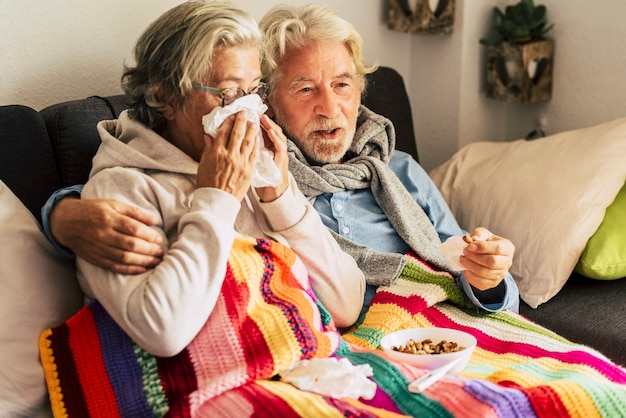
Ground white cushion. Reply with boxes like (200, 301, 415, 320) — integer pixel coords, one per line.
(430, 118, 626, 308)
(0, 181, 82, 417)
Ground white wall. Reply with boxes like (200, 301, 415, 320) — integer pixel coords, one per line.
(509, 0, 626, 141)
(405, 0, 626, 171)
(2, 0, 626, 172)
(0, 0, 410, 111)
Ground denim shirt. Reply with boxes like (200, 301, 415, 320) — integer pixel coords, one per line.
(41, 184, 84, 257)
(313, 150, 520, 313)
(42, 151, 519, 313)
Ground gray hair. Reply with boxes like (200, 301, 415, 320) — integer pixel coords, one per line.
(122, 0, 261, 129)
(259, 4, 377, 101)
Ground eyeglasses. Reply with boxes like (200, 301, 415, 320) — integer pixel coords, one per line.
(192, 81, 269, 106)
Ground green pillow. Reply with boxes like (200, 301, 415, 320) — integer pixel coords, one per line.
(576, 181, 626, 280)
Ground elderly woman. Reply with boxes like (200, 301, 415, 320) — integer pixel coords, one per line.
(74, 0, 364, 358)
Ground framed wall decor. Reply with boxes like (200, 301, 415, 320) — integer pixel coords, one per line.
(387, 0, 455, 35)
(480, 0, 555, 103)
(485, 39, 554, 103)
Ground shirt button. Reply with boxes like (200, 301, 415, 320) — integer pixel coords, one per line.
(335, 203, 343, 211)
(342, 226, 350, 234)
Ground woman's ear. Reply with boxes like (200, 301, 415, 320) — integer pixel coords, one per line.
(161, 103, 176, 121)
(154, 85, 176, 121)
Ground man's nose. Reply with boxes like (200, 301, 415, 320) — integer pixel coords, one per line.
(314, 87, 339, 118)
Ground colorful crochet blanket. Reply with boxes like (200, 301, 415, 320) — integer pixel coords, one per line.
(40, 243, 626, 417)
(40, 237, 342, 417)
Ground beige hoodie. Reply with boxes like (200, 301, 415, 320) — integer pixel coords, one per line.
(76, 111, 365, 357)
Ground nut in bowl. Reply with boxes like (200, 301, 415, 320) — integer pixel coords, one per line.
(380, 328, 476, 373)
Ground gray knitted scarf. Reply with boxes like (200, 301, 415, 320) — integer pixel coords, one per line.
(287, 106, 457, 286)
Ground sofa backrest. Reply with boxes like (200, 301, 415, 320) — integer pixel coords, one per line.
(1, 66, 417, 221)
(363, 66, 418, 162)
(37, 66, 419, 175)
(0, 105, 60, 222)
(40, 95, 128, 189)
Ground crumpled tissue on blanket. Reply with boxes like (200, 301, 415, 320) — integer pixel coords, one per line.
(279, 357, 376, 400)
(202, 94, 282, 187)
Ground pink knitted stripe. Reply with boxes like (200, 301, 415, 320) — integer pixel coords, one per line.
(187, 295, 249, 406)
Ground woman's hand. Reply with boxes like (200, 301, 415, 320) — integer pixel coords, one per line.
(255, 114, 290, 202)
(196, 111, 257, 201)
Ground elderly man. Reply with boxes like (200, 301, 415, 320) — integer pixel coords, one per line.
(257, 4, 518, 313)
(44, 4, 518, 315)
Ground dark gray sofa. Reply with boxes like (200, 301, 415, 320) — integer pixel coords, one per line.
(1, 66, 624, 366)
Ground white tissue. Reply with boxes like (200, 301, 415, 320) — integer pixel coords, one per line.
(201, 94, 282, 187)
(279, 357, 376, 400)
(439, 236, 469, 270)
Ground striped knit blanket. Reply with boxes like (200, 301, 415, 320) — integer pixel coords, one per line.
(40, 242, 626, 417)
(343, 254, 626, 417)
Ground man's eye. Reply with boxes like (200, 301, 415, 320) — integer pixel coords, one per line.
(298, 87, 313, 93)
(336, 82, 354, 91)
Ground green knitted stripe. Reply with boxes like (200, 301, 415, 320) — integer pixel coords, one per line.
(134, 343, 169, 416)
(335, 338, 351, 356)
(579, 379, 626, 416)
(343, 326, 385, 348)
(316, 299, 333, 328)
(448, 305, 573, 344)
(342, 351, 454, 418)
(399, 261, 471, 308)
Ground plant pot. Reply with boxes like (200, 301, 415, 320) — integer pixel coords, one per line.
(387, 0, 455, 35)
(485, 39, 554, 104)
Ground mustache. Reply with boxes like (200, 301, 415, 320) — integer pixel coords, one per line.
(306, 117, 347, 132)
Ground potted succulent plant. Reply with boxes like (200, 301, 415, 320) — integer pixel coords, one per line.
(480, 0, 554, 103)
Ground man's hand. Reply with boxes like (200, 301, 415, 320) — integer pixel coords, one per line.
(50, 198, 164, 274)
(460, 227, 514, 291)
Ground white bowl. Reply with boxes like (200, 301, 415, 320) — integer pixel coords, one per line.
(379, 327, 476, 373)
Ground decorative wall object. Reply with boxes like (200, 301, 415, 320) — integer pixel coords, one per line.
(485, 39, 554, 103)
(480, 0, 554, 103)
(387, 0, 455, 35)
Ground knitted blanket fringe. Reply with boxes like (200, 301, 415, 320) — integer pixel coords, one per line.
(40, 244, 626, 417)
